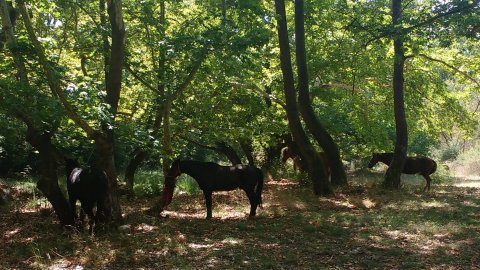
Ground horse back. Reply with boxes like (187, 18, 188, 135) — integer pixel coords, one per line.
(404, 156, 436, 175)
(200, 164, 260, 191)
(68, 167, 108, 201)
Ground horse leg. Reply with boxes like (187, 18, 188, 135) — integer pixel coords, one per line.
(68, 197, 80, 231)
(422, 174, 432, 192)
(244, 189, 257, 218)
(203, 190, 213, 219)
(82, 203, 95, 235)
(95, 198, 105, 225)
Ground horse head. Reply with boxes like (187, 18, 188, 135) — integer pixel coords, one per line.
(64, 158, 80, 175)
(160, 160, 182, 209)
(281, 147, 292, 163)
(367, 153, 380, 169)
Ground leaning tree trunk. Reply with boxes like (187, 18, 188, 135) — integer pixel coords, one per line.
(1, 1, 73, 226)
(274, 0, 333, 196)
(384, 0, 408, 189)
(25, 125, 74, 226)
(294, 0, 347, 187)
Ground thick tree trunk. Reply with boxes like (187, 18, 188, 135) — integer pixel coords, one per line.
(88, 0, 126, 225)
(25, 126, 74, 226)
(384, 0, 408, 189)
(1, 2, 73, 226)
(94, 133, 123, 224)
(294, 0, 347, 187)
(274, 0, 333, 196)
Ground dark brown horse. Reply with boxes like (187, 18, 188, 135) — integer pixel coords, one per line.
(160, 160, 264, 219)
(281, 146, 304, 172)
(281, 146, 330, 177)
(368, 153, 437, 191)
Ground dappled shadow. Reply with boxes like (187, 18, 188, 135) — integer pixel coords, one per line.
(3, 175, 480, 269)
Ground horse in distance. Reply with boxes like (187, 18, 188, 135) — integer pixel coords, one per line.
(368, 152, 437, 191)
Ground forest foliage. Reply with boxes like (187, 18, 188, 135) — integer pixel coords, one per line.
(0, 0, 479, 211)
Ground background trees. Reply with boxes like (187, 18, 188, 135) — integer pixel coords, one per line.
(1, 0, 480, 225)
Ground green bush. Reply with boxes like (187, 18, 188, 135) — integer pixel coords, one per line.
(437, 144, 460, 161)
(133, 170, 200, 197)
(133, 170, 164, 197)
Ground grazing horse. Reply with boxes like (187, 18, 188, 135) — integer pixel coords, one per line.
(281, 146, 331, 177)
(281, 146, 304, 172)
(368, 153, 437, 191)
(160, 160, 264, 219)
(65, 158, 108, 234)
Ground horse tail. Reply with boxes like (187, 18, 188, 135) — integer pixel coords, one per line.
(255, 168, 264, 208)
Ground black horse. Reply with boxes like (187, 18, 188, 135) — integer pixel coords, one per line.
(368, 153, 437, 191)
(160, 160, 264, 219)
(65, 158, 108, 234)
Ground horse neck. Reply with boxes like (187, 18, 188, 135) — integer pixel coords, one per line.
(178, 160, 203, 179)
(65, 162, 79, 176)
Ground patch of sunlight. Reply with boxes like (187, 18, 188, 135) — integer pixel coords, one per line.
(293, 201, 307, 210)
(362, 198, 376, 209)
(382, 229, 452, 254)
(135, 223, 158, 233)
(50, 260, 84, 270)
(409, 221, 461, 235)
(176, 232, 187, 242)
(322, 198, 356, 209)
(188, 243, 214, 249)
(453, 177, 480, 187)
(384, 230, 419, 242)
(462, 200, 480, 207)
(161, 210, 205, 219)
(368, 235, 383, 242)
(420, 201, 451, 208)
(4, 228, 20, 238)
(221, 237, 243, 245)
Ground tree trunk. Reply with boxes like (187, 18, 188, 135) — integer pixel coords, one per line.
(124, 149, 148, 193)
(93, 133, 123, 224)
(239, 139, 255, 165)
(294, 0, 347, 187)
(25, 126, 74, 226)
(274, 0, 333, 196)
(384, 0, 408, 189)
(215, 141, 242, 165)
(1, 2, 73, 226)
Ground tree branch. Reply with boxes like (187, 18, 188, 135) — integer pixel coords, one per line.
(17, 0, 96, 137)
(416, 53, 480, 89)
(365, 1, 479, 45)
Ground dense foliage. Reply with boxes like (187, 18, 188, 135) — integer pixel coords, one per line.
(1, 0, 479, 175)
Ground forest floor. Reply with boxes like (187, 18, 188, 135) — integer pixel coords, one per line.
(1, 172, 480, 269)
